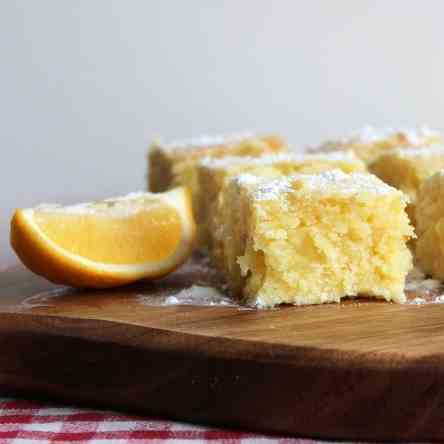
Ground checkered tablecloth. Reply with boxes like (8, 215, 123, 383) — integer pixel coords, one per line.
(0, 397, 333, 444)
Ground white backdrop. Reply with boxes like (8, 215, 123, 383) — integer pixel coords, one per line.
(2, 0, 444, 263)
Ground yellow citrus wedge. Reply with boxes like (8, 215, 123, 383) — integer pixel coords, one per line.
(10, 187, 196, 288)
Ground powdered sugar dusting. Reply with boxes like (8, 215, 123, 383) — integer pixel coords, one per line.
(403, 126, 440, 144)
(347, 125, 439, 145)
(405, 266, 444, 304)
(199, 150, 361, 170)
(104, 192, 148, 201)
(234, 173, 263, 186)
(253, 177, 293, 201)
(251, 170, 402, 202)
(33, 192, 155, 217)
(134, 256, 248, 309)
(312, 126, 441, 153)
(154, 132, 254, 151)
(35, 202, 95, 215)
(302, 170, 396, 194)
(410, 297, 427, 305)
(405, 272, 441, 293)
(389, 145, 444, 159)
(139, 285, 237, 307)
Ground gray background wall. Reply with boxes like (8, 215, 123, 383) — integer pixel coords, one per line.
(2, 0, 444, 264)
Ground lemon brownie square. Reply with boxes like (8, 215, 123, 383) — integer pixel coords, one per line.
(415, 171, 444, 279)
(197, 151, 366, 252)
(148, 133, 285, 193)
(369, 146, 444, 224)
(312, 126, 442, 164)
(218, 170, 413, 307)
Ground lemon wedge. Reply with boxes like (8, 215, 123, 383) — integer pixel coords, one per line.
(10, 187, 195, 287)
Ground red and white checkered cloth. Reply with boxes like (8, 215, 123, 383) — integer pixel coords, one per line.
(0, 397, 327, 444)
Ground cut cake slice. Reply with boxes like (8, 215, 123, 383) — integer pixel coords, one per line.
(217, 170, 413, 307)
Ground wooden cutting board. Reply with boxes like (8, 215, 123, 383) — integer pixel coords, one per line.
(1, 258, 444, 442)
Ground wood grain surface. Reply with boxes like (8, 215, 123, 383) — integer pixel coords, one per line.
(1, 259, 444, 441)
